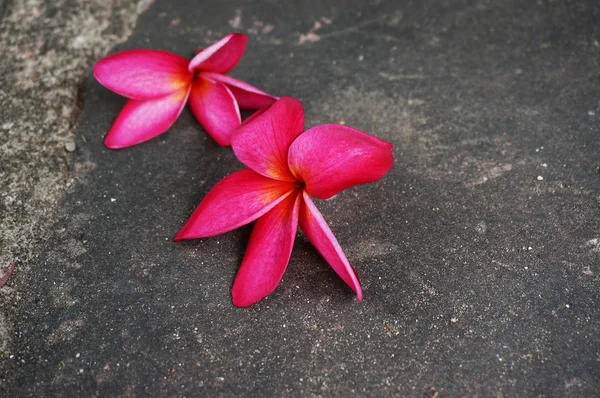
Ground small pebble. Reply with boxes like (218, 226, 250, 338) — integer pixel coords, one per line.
(358, 55, 364, 61)
(537, 176, 544, 181)
(110, 198, 116, 202)
(65, 142, 76, 152)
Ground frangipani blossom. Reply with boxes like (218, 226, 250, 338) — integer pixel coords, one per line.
(175, 97, 394, 307)
(94, 33, 277, 148)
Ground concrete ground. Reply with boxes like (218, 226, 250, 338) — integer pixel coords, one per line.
(1, 0, 599, 396)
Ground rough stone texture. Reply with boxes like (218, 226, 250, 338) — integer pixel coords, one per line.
(3, 0, 600, 396)
(0, 0, 153, 384)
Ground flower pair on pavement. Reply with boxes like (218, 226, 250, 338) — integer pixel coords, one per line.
(94, 33, 277, 148)
(175, 97, 394, 307)
(95, 34, 395, 307)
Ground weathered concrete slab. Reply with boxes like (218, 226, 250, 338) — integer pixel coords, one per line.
(2, 0, 600, 395)
(0, 0, 153, 377)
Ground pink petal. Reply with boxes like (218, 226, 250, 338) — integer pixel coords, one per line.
(288, 125, 394, 199)
(299, 192, 362, 300)
(174, 169, 296, 241)
(241, 107, 267, 126)
(188, 33, 247, 74)
(230, 97, 304, 182)
(201, 72, 278, 110)
(189, 76, 241, 146)
(94, 49, 191, 100)
(104, 88, 190, 149)
(232, 192, 301, 307)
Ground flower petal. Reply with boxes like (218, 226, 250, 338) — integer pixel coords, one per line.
(232, 192, 301, 307)
(174, 169, 296, 241)
(94, 49, 191, 100)
(104, 88, 190, 149)
(299, 192, 362, 300)
(189, 76, 241, 146)
(188, 33, 247, 74)
(241, 107, 267, 126)
(231, 97, 304, 181)
(201, 72, 278, 110)
(288, 125, 394, 199)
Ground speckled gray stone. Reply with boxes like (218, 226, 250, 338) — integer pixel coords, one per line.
(2, 0, 600, 396)
(0, 0, 153, 387)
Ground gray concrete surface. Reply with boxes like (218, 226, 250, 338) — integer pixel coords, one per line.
(1, 0, 599, 396)
(0, 0, 152, 365)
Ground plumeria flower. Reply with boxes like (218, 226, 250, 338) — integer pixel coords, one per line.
(94, 33, 277, 148)
(175, 97, 394, 307)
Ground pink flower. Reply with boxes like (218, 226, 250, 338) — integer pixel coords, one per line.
(94, 33, 277, 148)
(174, 97, 394, 307)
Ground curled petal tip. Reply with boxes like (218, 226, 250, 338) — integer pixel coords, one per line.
(201, 72, 279, 110)
(189, 33, 248, 74)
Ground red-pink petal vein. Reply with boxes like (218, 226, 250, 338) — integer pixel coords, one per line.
(201, 72, 278, 110)
(189, 76, 241, 146)
(299, 192, 362, 300)
(288, 124, 394, 199)
(174, 169, 296, 240)
(104, 88, 190, 149)
(231, 97, 304, 181)
(94, 49, 191, 100)
(188, 33, 247, 74)
(232, 193, 301, 307)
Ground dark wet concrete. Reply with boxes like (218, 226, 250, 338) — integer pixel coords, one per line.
(3, 0, 600, 395)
